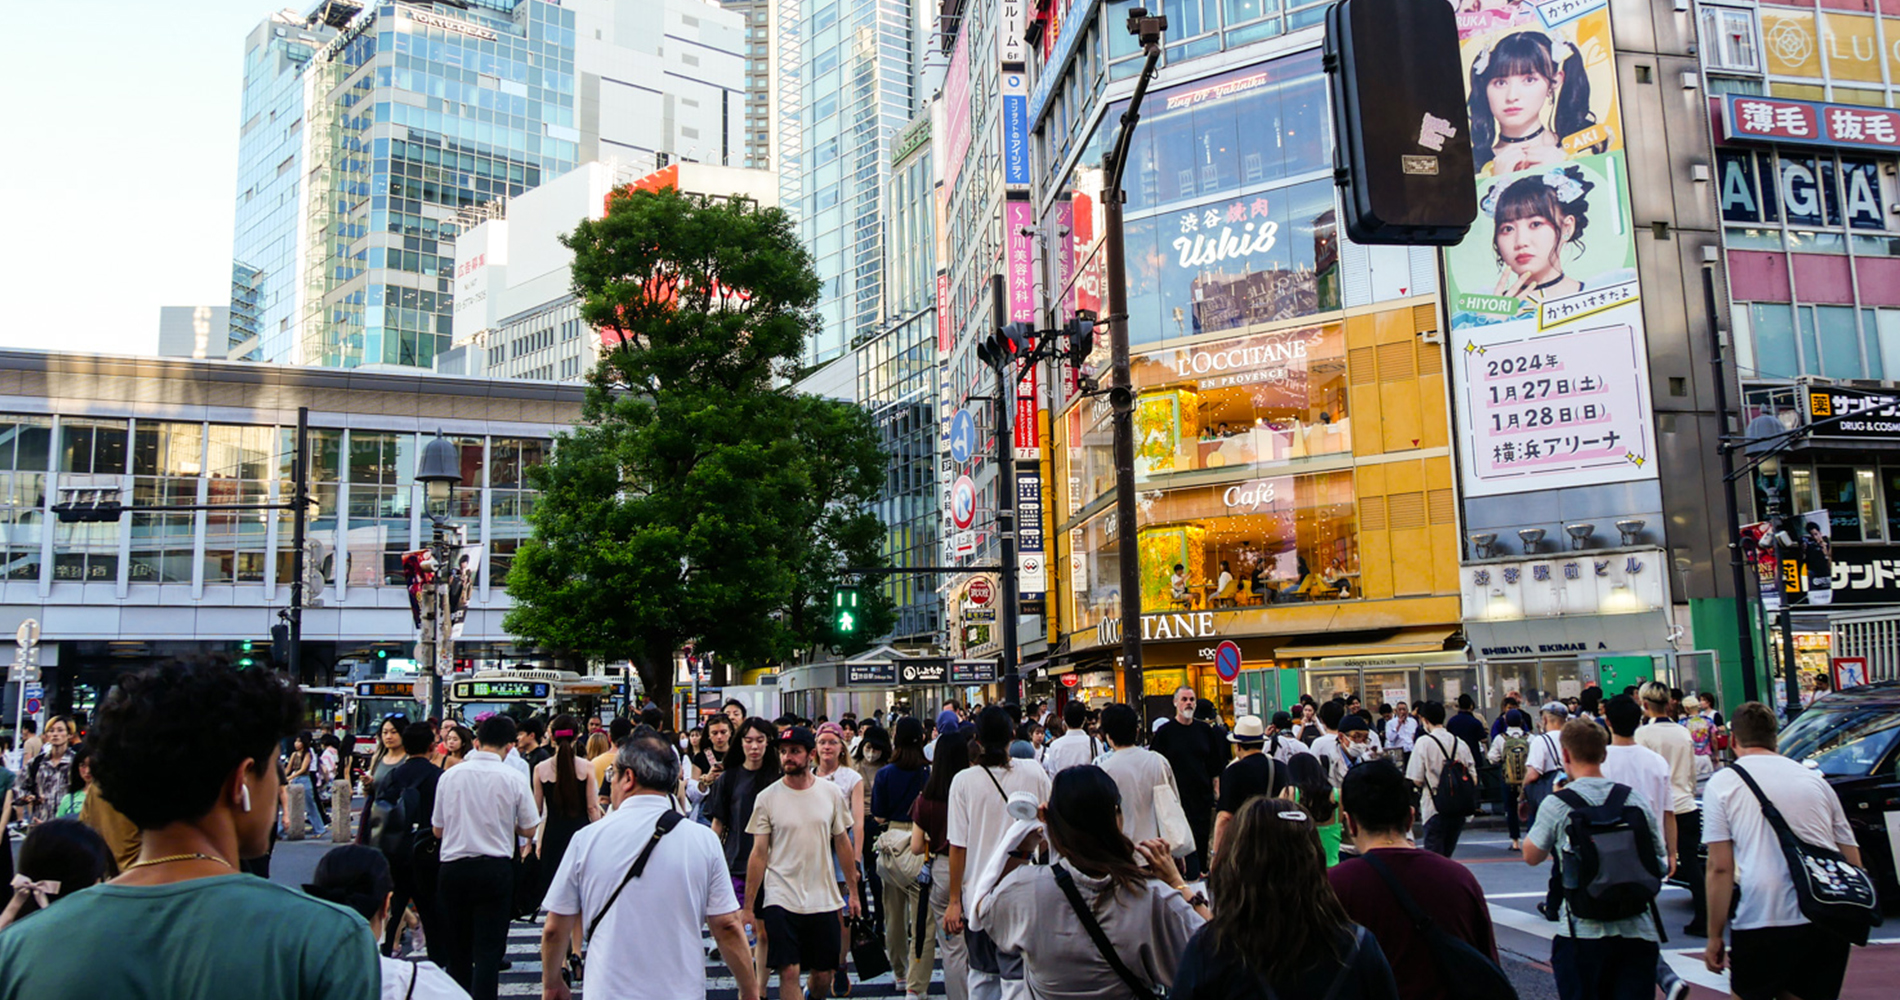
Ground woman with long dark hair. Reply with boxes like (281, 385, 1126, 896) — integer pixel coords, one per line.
(533, 713, 603, 977)
(1173, 797, 1399, 1000)
(984, 766, 1207, 999)
(910, 727, 970, 1000)
(1285, 753, 1343, 867)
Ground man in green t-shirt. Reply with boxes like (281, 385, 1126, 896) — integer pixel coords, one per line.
(0, 659, 378, 999)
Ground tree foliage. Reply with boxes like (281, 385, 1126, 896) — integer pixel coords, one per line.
(503, 187, 891, 713)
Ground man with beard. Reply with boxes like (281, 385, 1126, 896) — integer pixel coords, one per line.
(743, 727, 860, 1000)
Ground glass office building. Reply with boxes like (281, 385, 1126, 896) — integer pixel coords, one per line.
(230, 13, 334, 364)
(857, 124, 940, 643)
(297, 0, 579, 369)
(233, 0, 743, 370)
(788, 0, 927, 364)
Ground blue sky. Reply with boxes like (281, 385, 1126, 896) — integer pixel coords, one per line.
(0, 1, 269, 356)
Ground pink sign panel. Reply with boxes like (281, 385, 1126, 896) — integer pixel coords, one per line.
(1005, 199, 1036, 324)
(1724, 94, 1900, 150)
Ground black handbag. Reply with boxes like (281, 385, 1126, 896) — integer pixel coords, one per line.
(850, 887, 892, 981)
(1730, 763, 1883, 945)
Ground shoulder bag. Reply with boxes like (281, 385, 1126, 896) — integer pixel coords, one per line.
(1362, 854, 1517, 1000)
(1729, 763, 1882, 945)
(1051, 864, 1168, 1000)
(585, 810, 685, 940)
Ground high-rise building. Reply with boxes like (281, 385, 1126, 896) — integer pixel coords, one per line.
(1692, 0, 1900, 689)
(157, 306, 234, 360)
(720, 0, 777, 172)
(784, 0, 931, 365)
(855, 113, 941, 644)
(230, 0, 744, 370)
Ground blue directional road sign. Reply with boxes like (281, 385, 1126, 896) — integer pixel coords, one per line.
(950, 409, 976, 465)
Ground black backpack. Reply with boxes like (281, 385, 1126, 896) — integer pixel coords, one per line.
(1429, 733, 1480, 819)
(1554, 784, 1664, 926)
(369, 782, 423, 861)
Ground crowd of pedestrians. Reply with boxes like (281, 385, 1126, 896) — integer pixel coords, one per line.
(0, 663, 1884, 1000)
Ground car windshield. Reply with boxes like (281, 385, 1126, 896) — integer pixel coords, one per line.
(1778, 706, 1900, 778)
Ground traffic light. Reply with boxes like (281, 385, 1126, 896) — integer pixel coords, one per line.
(832, 584, 861, 635)
(976, 322, 1036, 371)
(375, 647, 389, 660)
(1063, 311, 1098, 364)
(271, 623, 290, 664)
(1324, 0, 1475, 244)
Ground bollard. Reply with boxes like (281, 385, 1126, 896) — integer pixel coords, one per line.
(283, 781, 307, 840)
(333, 780, 354, 843)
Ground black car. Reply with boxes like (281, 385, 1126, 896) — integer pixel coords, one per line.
(1779, 681, 1900, 901)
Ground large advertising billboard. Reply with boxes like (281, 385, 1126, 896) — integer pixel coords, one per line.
(1445, 0, 1658, 498)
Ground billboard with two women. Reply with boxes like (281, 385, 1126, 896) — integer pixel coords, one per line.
(1445, 0, 1659, 499)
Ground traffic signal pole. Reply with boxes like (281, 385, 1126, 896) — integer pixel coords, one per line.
(991, 277, 1022, 706)
(1102, 10, 1166, 708)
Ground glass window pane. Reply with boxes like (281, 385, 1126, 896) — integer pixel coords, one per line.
(1857, 468, 1882, 541)
(1817, 305, 1863, 378)
(1817, 466, 1865, 542)
(1799, 307, 1823, 376)
(1747, 304, 1799, 379)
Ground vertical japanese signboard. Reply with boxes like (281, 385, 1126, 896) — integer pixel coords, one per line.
(1445, 0, 1658, 498)
(1017, 469, 1046, 616)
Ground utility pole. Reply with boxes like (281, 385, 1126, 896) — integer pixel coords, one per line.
(1704, 269, 1759, 704)
(289, 406, 310, 681)
(1102, 8, 1166, 709)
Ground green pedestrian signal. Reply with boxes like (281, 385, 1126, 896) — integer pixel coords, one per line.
(832, 585, 860, 634)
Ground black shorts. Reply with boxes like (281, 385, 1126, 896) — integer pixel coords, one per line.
(1730, 924, 1852, 1000)
(761, 905, 842, 973)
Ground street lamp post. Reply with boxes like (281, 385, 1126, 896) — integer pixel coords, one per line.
(1102, 8, 1166, 708)
(416, 431, 464, 723)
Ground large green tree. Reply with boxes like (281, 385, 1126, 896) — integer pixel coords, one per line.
(503, 186, 891, 713)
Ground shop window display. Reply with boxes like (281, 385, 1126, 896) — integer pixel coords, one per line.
(1134, 324, 1349, 477)
(1066, 469, 1359, 631)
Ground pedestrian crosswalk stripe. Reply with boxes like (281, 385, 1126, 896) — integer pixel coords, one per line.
(480, 918, 947, 997)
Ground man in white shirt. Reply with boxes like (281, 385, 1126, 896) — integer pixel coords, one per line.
(1406, 701, 1477, 857)
(1093, 703, 1181, 846)
(1599, 695, 1676, 879)
(1520, 702, 1569, 787)
(541, 731, 760, 1000)
(946, 706, 1052, 1000)
(1040, 702, 1101, 774)
(431, 715, 539, 1000)
(1704, 701, 1861, 1000)
(1634, 682, 1705, 936)
(1383, 701, 1421, 755)
(1305, 701, 1348, 778)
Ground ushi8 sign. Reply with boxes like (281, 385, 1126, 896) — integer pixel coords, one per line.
(1443, 0, 1659, 498)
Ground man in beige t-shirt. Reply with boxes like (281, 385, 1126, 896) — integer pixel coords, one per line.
(743, 727, 859, 1000)
(1635, 682, 1705, 936)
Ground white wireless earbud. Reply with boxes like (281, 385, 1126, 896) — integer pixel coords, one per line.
(240, 785, 252, 813)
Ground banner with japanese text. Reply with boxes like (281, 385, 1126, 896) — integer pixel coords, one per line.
(1444, 0, 1658, 498)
